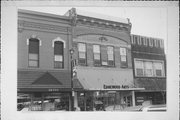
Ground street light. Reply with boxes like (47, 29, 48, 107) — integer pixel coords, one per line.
(69, 48, 74, 111)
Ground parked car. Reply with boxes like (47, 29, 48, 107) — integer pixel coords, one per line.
(139, 104, 166, 112)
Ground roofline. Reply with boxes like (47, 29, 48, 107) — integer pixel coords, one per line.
(131, 34, 164, 41)
(66, 8, 130, 25)
(18, 9, 71, 20)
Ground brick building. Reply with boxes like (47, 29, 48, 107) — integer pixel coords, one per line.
(17, 9, 73, 111)
(130, 34, 166, 105)
(65, 8, 144, 111)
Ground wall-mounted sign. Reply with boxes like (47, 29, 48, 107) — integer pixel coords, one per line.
(103, 84, 129, 89)
(48, 88, 59, 92)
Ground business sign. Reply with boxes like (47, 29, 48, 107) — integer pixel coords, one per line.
(103, 84, 129, 89)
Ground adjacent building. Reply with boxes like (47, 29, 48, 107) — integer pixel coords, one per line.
(65, 8, 144, 111)
(130, 34, 166, 105)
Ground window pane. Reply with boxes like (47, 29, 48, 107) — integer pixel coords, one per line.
(107, 46, 113, 54)
(135, 60, 144, 76)
(54, 61, 63, 68)
(144, 62, 153, 76)
(120, 48, 126, 55)
(54, 41, 63, 55)
(108, 54, 114, 61)
(137, 69, 144, 76)
(121, 56, 126, 62)
(108, 60, 114, 66)
(156, 70, 162, 76)
(29, 60, 38, 67)
(154, 62, 163, 76)
(154, 62, 163, 69)
(55, 55, 63, 62)
(93, 45, 100, 53)
(135, 60, 143, 68)
(78, 43, 86, 52)
(79, 52, 86, 59)
(29, 53, 38, 60)
(94, 53, 100, 60)
(29, 38, 39, 53)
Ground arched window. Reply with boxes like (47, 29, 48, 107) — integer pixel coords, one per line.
(54, 41, 64, 68)
(28, 38, 40, 67)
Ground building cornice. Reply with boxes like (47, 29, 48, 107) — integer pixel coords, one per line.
(18, 20, 69, 33)
(76, 18, 131, 33)
(132, 51, 166, 56)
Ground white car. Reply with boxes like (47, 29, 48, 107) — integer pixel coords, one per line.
(140, 104, 166, 112)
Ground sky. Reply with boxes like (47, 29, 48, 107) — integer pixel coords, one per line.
(19, 7, 167, 50)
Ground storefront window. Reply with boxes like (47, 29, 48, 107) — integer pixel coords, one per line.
(17, 93, 70, 111)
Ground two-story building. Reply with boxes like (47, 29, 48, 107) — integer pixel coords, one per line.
(130, 34, 166, 106)
(17, 9, 74, 111)
(65, 8, 144, 111)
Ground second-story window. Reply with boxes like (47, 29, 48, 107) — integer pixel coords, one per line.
(120, 47, 128, 68)
(134, 60, 144, 76)
(107, 46, 114, 66)
(93, 45, 101, 66)
(154, 62, 164, 77)
(54, 41, 64, 68)
(134, 59, 165, 77)
(144, 61, 153, 77)
(28, 38, 39, 67)
(78, 43, 86, 65)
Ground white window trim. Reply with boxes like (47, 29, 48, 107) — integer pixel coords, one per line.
(27, 35, 42, 46)
(134, 58, 165, 77)
(52, 37, 66, 48)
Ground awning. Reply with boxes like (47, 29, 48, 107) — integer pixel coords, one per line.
(18, 70, 72, 92)
(75, 67, 144, 91)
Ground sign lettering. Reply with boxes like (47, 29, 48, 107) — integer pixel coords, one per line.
(103, 84, 129, 89)
(48, 89, 59, 92)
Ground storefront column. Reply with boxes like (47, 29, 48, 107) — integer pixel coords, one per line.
(69, 92, 71, 111)
(84, 92, 86, 111)
(74, 91, 78, 109)
(30, 93, 34, 111)
(41, 93, 44, 111)
(132, 91, 135, 106)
